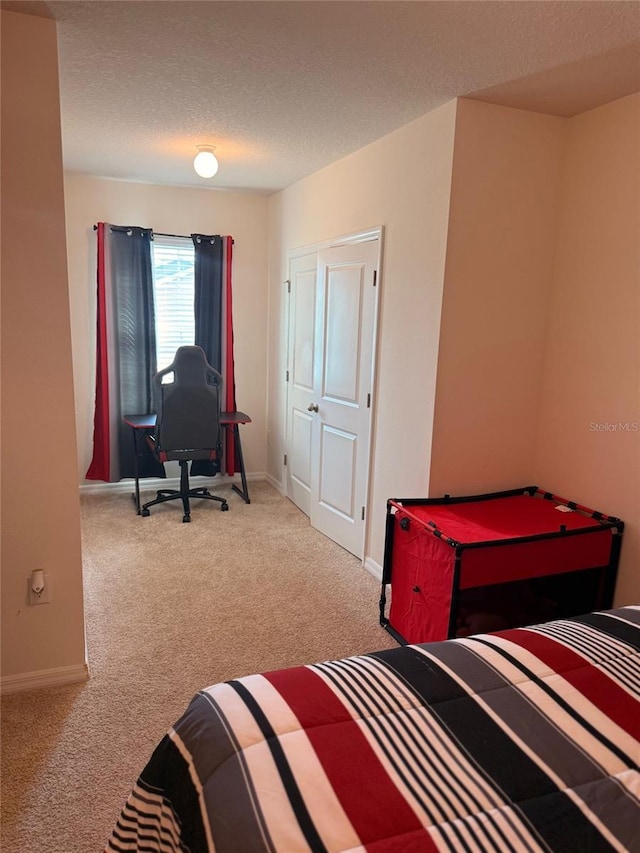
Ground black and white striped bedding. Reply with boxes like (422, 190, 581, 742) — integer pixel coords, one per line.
(106, 607, 640, 852)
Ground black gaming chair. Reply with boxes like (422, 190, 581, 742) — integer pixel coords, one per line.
(141, 346, 229, 522)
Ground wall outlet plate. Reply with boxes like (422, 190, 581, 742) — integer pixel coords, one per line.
(28, 574, 51, 605)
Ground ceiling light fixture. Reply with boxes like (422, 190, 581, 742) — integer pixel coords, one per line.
(193, 145, 219, 178)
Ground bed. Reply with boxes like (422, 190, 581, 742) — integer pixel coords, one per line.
(106, 606, 640, 852)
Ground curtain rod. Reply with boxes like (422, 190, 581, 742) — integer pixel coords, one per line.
(92, 225, 233, 243)
(92, 225, 189, 239)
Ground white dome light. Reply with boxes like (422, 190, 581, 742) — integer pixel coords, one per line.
(193, 146, 219, 178)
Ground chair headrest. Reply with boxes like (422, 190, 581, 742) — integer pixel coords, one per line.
(165, 346, 215, 385)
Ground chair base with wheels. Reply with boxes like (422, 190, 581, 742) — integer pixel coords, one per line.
(141, 459, 229, 522)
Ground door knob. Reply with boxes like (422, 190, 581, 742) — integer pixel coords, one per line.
(307, 403, 319, 413)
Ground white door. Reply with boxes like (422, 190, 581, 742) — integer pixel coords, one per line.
(286, 238, 380, 558)
(285, 253, 318, 517)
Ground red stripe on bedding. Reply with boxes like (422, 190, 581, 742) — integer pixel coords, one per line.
(502, 629, 640, 739)
(265, 666, 438, 852)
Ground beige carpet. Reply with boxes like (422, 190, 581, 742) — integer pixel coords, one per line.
(1, 481, 396, 852)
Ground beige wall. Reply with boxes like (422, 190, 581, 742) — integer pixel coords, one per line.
(1, 11, 86, 680)
(430, 100, 565, 494)
(267, 102, 458, 567)
(64, 176, 269, 482)
(268, 93, 639, 608)
(534, 93, 640, 605)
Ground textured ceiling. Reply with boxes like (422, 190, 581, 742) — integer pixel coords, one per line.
(16, 1, 640, 193)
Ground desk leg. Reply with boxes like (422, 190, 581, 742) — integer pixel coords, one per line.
(131, 427, 141, 514)
(230, 424, 251, 504)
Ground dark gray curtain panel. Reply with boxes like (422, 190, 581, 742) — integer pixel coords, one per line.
(193, 234, 223, 370)
(191, 234, 224, 476)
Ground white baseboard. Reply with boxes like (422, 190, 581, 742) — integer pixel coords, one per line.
(364, 556, 383, 581)
(1, 662, 89, 695)
(80, 472, 266, 496)
(264, 473, 285, 494)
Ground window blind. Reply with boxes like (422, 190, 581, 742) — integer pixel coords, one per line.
(151, 235, 195, 370)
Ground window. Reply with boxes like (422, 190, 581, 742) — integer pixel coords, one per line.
(151, 235, 195, 370)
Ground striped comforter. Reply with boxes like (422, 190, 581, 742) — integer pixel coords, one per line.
(106, 607, 640, 852)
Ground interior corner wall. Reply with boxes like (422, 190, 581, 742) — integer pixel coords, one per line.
(1, 11, 86, 680)
(533, 93, 640, 606)
(267, 101, 458, 567)
(429, 99, 565, 496)
(63, 176, 269, 484)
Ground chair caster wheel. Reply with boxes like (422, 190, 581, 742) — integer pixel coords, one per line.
(182, 515, 191, 523)
(141, 509, 150, 517)
(221, 503, 229, 511)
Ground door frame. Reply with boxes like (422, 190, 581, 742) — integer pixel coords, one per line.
(284, 225, 384, 561)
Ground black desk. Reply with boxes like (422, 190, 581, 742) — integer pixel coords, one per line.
(124, 411, 252, 513)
